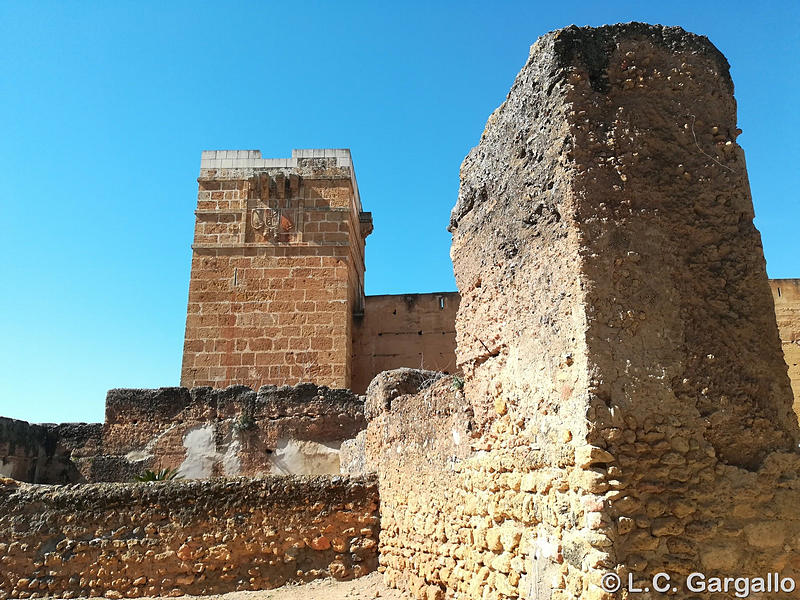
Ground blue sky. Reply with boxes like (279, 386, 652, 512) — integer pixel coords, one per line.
(1, 1, 798, 423)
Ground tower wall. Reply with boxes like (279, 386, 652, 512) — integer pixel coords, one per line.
(351, 292, 460, 393)
(770, 279, 800, 418)
(181, 149, 372, 390)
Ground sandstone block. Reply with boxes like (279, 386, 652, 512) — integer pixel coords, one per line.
(743, 521, 786, 548)
(700, 545, 741, 571)
(309, 536, 331, 551)
(575, 446, 615, 468)
(651, 517, 684, 537)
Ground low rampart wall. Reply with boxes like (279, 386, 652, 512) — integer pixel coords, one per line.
(0, 475, 379, 599)
(0, 418, 101, 484)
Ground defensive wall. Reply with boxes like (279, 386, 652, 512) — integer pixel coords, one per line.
(1, 20, 800, 600)
(1, 383, 365, 484)
(0, 476, 378, 599)
(351, 292, 460, 394)
(3, 279, 797, 485)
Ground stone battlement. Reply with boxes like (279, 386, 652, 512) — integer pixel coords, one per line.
(200, 148, 356, 170)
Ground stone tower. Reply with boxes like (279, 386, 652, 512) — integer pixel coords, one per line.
(181, 149, 372, 390)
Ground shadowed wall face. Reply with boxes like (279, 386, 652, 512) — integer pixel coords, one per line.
(771, 279, 800, 419)
(0, 419, 100, 483)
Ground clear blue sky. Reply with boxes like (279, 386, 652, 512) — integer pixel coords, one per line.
(1, 1, 797, 423)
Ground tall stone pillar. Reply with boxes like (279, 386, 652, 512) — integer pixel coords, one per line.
(446, 22, 800, 598)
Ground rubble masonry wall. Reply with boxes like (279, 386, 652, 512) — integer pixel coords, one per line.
(0, 475, 379, 599)
(367, 23, 800, 600)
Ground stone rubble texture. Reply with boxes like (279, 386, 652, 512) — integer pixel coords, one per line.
(0, 476, 379, 599)
(365, 23, 800, 600)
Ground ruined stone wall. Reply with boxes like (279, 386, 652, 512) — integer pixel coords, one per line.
(0, 418, 101, 484)
(366, 369, 590, 600)
(0, 475, 379, 599)
(97, 384, 365, 482)
(770, 279, 800, 419)
(351, 293, 460, 393)
(1, 383, 365, 484)
(181, 149, 372, 391)
(368, 24, 800, 600)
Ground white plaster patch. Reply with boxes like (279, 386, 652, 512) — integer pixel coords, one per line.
(268, 438, 341, 476)
(179, 425, 217, 479)
(222, 435, 241, 476)
(452, 429, 461, 445)
(536, 536, 559, 560)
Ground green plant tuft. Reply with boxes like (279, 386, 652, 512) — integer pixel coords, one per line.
(133, 468, 182, 482)
(451, 375, 465, 390)
(232, 413, 256, 432)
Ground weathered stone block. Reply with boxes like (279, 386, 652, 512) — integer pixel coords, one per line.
(370, 21, 800, 600)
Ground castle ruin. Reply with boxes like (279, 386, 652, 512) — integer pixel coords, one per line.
(2, 21, 800, 600)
